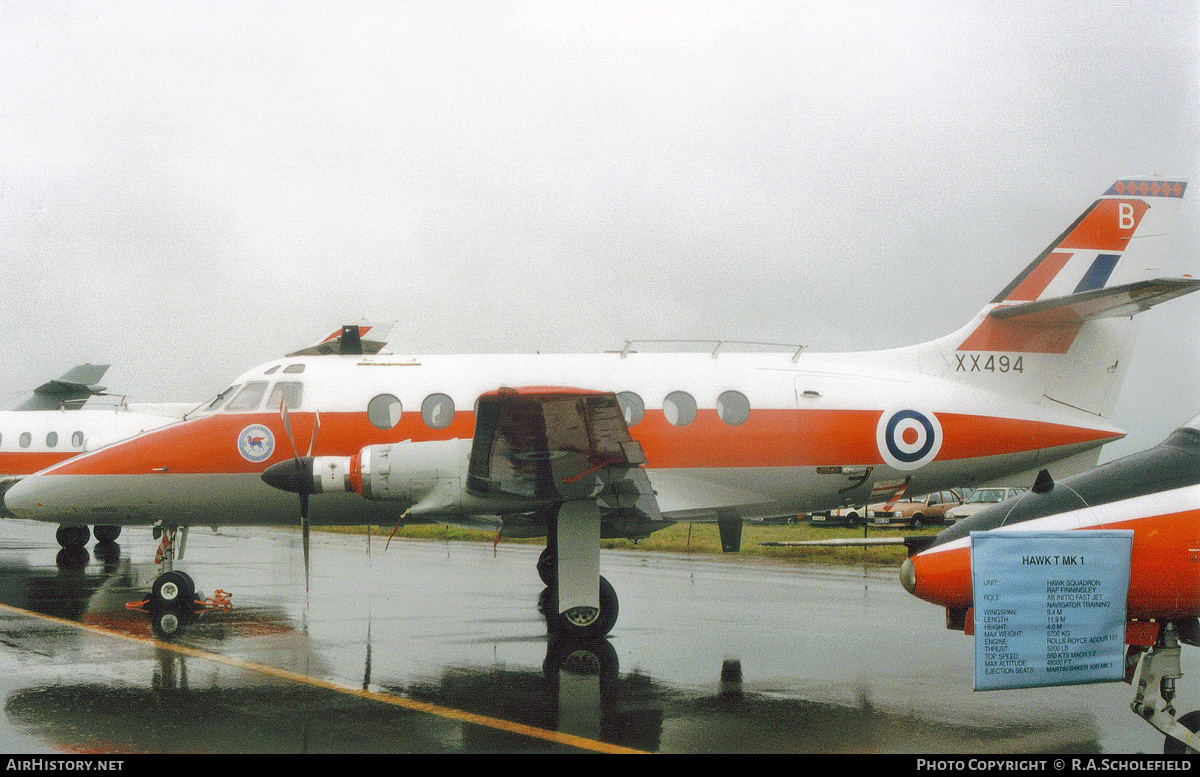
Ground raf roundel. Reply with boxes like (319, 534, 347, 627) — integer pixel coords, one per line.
(237, 424, 276, 463)
(876, 409, 942, 471)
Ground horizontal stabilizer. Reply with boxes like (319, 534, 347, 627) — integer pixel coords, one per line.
(988, 278, 1200, 326)
(13, 364, 110, 411)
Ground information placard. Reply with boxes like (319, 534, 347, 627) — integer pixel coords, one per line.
(971, 530, 1132, 691)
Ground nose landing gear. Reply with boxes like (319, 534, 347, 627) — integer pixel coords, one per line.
(1128, 621, 1200, 754)
(126, 524, 233, 636)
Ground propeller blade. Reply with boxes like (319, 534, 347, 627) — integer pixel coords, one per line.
(280, 399, 300, 461)
(301, 492, 311, 595)
(306, 411, 321, 457)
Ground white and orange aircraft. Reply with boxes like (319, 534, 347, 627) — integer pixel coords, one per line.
(5, 178, 1196, 640)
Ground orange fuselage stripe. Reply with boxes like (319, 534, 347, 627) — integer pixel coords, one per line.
(43, 409, 1120, 476)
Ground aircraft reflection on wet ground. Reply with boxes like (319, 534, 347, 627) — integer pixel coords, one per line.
(0, 519, 1190, 753)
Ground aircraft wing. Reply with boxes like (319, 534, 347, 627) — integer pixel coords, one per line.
(13, 364, 110, 411)
(465, 387, 661, 522)
(988, 277, 1200, 326)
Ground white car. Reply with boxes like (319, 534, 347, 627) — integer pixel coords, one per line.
(945, 487, 1028, 522)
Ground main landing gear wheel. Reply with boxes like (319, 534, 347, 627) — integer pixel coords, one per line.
(55, 525, 91, 548)
(537, 547, 556, 586)
(1164, 710, 1200, 755)
(547, 575, 619, 640)
(93, 525, 121, 543)
(150, 571, 196, 608)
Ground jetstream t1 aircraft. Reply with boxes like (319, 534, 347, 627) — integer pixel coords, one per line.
(5, 178, 1196, 639)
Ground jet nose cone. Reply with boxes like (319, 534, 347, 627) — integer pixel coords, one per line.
(3, 476, 43, 518)
(899, 557, 917, 594)
(261, 458, 316, 494)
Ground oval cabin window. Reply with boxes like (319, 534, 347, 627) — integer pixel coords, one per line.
(663, 392, 697, 427)
(617, 392, 644, 426)
(368, 394, 403, 430)
(421, 394, 455, 429)
(717, 391, 750, 426)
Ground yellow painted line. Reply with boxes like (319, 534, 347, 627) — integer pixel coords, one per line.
(0, 601, 648, 755)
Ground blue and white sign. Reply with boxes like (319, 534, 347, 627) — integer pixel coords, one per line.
(971, 530, 1132, 691)
(237, 424, 275, 463)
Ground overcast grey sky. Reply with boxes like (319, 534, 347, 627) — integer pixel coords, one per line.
(1, 1, 1196, 459)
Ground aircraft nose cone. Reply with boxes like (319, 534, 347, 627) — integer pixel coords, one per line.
(3, 476, 42, 518)
(261, 458, 316, 494)
(899, 557, 917, 594)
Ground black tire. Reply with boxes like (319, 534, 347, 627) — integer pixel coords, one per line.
(55, 525, 90, 548)
(537, 546, 556, 585)
(150, 571, 195, 608)
(93, 525, 121, 543)
(912, 514, 925, 528)
(1164, 710, 1200, 755)
(547, 575, 619, 640)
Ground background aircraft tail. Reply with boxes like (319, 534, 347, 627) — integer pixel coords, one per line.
(924, 178, 1194, 418)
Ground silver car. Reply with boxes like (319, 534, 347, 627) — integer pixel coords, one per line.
(945, 487, 1028, 522)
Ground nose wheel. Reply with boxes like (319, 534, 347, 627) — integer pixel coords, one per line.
(150, 570, 196, 607)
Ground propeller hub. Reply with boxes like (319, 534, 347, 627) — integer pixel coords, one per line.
(261, 458, 316, 494)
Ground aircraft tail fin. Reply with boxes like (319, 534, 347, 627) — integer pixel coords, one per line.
(287, 320, 394, 357)
(935, 178, 1193, 417)
(13, 364, 111, 411)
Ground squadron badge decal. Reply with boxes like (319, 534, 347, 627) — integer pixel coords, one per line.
(238, 424, 275, 463)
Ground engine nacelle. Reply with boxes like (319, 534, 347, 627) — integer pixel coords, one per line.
(352, 439, 469, 503)
(262, 437, 556, 517)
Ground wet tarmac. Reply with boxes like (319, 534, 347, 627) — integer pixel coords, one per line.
(0, 518, 1194, 754)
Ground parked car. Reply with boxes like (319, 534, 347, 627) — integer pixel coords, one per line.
(945, 486, 1028, 523)
(869, 489, 964, 528)
(808, 505, 869, 526)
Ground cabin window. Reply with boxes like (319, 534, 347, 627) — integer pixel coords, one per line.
(368, 394, 402, 429)
(19, 432, 31, 448)
(227, 381, 269, 412)
(421, 393, 455, 429)
(267, 382, 304, 413)
(717, 391, 750, 426)
(206, 385, 241, 411)
(617, 392, 644, 426)
(46, 432, 58, 448)
(264, 365, 280, 375)
(72, 431, 84, 448)
(663, 391, 696, 427)
(283, 364, 306, 374)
